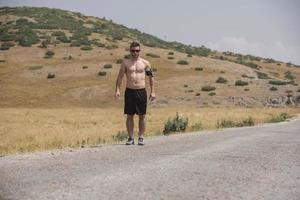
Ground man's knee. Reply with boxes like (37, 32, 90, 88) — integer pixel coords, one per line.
(127, 115, 134, 120)
(138, 115, 145, 120)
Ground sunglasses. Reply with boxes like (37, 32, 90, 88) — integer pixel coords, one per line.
(131, 49, 140, 53)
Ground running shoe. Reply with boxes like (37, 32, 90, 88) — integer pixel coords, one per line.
(138, 137, 144, 145)
(126, 137, 134, 145)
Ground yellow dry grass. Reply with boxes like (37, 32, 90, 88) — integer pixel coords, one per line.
(1, 107, 299, 155)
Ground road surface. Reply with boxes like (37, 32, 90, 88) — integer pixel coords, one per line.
(1, 119, 300, 200)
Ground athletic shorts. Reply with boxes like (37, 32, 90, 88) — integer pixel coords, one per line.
(124, 88, 147, 115)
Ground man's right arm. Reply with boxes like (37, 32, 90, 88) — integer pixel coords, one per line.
(115, 61, 126, 99)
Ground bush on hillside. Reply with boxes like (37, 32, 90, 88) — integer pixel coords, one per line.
(284, 71, 295, 81)
(116, 59, 123, 64)
(80, 46, 93, 51)
(47, 73, 55, 79)
(0, 42, 14, 50)
(177, 60, 189, 65)
(268, 80, 289, 85)
(195, 67, 203, 71)
(146, 53, 160, 58)
(256, 71, 269, 79)
(98, 71, 107, 76)
(44, 50, 55, 58)
(270, 86, 278, 91)
(103, 64, 113, 69)
(235, 80, 248, 86)
(216, 77, 228, 84)
(201, 85, 216, 92)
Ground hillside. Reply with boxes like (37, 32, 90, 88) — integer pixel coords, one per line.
(0, 6, 300, 108)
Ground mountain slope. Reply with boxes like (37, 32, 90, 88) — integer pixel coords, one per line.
(0, 6, 300, 108)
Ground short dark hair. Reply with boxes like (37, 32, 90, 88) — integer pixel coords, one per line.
(130, 41, 140, 49)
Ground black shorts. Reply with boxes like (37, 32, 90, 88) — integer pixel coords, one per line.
(124, 88, 147, 115)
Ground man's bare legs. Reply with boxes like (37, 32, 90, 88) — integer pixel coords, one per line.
(126, 115, 134, 139)
(138, 115, 146, 138)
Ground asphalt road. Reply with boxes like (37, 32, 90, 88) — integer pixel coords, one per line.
(1, 119, 300, 200)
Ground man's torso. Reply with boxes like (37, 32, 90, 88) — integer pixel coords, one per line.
(124, 58, 148, 89)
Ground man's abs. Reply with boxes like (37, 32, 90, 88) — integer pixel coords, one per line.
(126, 76, 145, 89)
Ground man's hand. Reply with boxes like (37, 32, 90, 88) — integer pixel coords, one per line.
(115, 90, 120, 100)
(149, 92, 156, 102)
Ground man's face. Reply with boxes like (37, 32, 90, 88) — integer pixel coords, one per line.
(130, 46, 140, 58)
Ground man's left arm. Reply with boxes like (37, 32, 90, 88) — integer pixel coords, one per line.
(145, 63, 156, 101)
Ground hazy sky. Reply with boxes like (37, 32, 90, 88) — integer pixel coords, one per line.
(1, 0, 300, 64)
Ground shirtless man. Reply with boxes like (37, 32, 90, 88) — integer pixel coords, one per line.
(115, 42, 156, 145)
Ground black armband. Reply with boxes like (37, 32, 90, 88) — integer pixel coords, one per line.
(145, 68, 154, 77)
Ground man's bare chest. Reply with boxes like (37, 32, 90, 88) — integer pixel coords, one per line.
(126, 61, 145, 74)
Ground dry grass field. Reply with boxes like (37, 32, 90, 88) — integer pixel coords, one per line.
(1, 7, 300, 155)
(1, 107, 299, 155)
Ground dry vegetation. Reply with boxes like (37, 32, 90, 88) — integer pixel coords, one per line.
(1, 107, 299, 155)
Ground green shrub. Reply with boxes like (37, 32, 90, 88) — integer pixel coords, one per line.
(270, 86, 278, 91)
(187, 54, 193, 57)
(268, 80, 289, 85)
(256, 71, 269, 79)
(112, 131, 128, 141)
(216, 120, 236, 128)
(177, 60, 189, 65)
(104, 64, 113, 69)
(82, 66, 88, 69)
(105, 44, 118, 49)
(216, 77, 228, 84)
(242, 74, 254, 79)
(70, 40, 82, 47)
(0, 42, 14, 50)
(236, 117, 255, 127)
(235, 80, 248, 86)
(217, 117, 254, 128)
(124, 54, 131, 59)
(265, 113, 289, 123)
(47, 73, 55, 79)
(17, 26, 40, 47)
(167, 56, 174, 59)
(51, 31, 66, 37)
(168, 52, 174, 55)
(184, 84, 188, 87)
(28, 65, 43, 70)
(56, 35, 70, 43)
(209, 92, 216, 96)
(195, 93, 200, 96)
(146, 53, 160, 58)
(80, 46, 93, 51)
(116, 59, 123, 64)
(244, 88, 250, 91)
(44, 50, 55, 58)
(284, 71, 295, 81)
(0, 33, 16, 42)
(195, 67, 203, 71)
(191, 122, 203, 131)
(163, 113, 189, 135)
(98, 71, 107, 76)
(201, 85, 216, 92)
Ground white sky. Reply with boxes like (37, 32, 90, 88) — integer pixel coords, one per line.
(1, 0, 300, 65)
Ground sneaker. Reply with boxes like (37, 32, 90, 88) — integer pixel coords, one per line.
(138, 137, 144, 145)
(126, 138, 134, 145)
